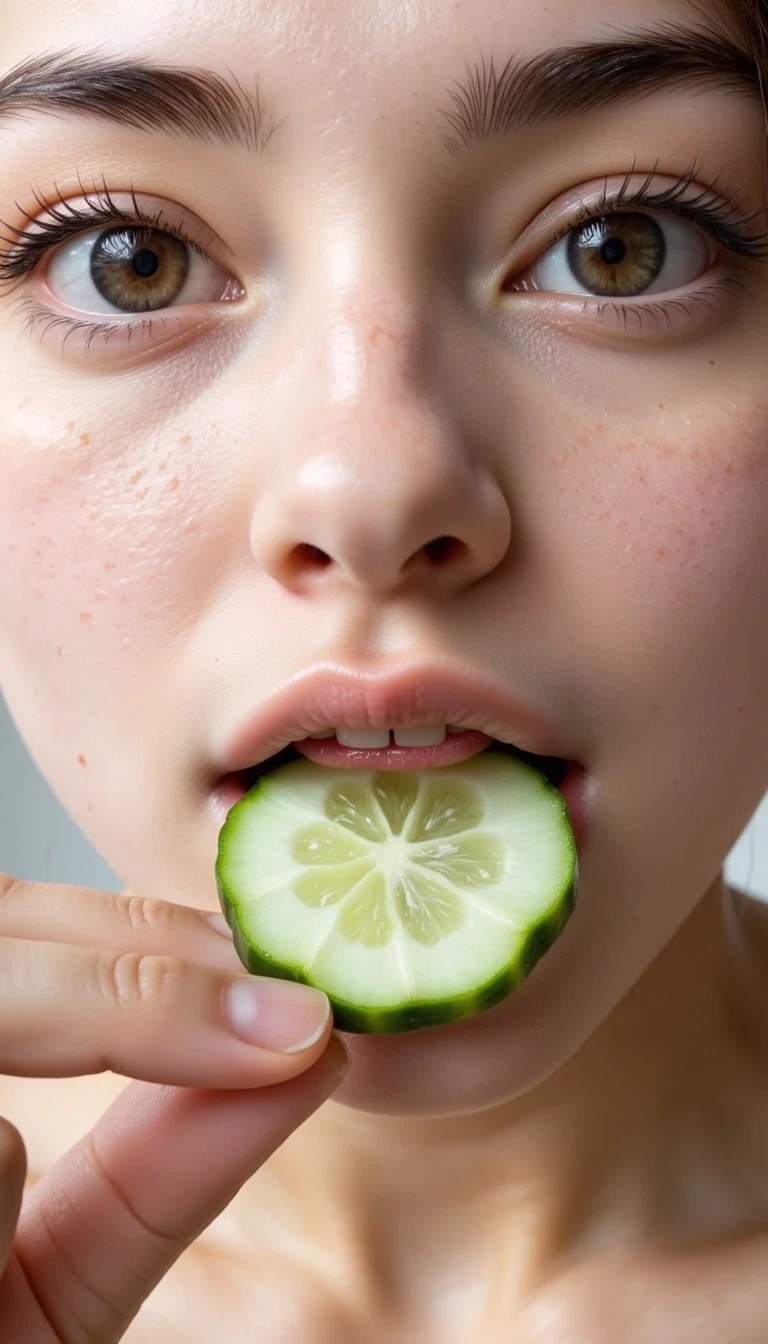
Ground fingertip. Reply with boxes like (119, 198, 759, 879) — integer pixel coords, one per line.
(327, 1031, 352, 1079)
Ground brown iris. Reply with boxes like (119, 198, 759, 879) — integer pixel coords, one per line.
(90, 226, 189, 313)
(567, 212, 665, 297)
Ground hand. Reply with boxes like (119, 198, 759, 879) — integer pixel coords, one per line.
(0, 872, 349, 1341)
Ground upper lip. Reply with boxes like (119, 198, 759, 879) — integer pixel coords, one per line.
(216, 661, 577, 776)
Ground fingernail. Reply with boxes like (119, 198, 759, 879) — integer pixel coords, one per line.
(226, 976, 331, 1054)
(206, 912, 232, 938)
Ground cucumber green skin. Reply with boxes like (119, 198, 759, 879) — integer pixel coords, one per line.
(214, 761, 579, 1035)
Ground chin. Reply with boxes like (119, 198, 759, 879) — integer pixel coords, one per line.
(326, 958, 593, 1118)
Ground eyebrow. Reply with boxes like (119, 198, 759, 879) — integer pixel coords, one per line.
(439, 24, 760, 154)
(0, 24, 759, 162)
(0, 46, 278, 154)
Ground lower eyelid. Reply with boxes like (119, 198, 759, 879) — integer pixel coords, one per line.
(499, 273, 747, 342)
(7, 294, 220, 362)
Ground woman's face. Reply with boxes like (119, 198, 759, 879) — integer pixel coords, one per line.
(1, 0, 767, 1116)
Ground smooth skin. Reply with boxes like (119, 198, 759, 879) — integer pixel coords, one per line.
(0, 873, 349, 1340)
(1, 0, 768, 1338)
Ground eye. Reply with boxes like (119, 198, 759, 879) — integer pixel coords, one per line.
(517, 211, 713, 299)
(46, 224, 235, 315)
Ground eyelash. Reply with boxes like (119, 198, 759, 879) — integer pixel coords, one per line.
(0, 178, 214, 353)
(541, 160, 768, 263)
(1, 161, 766, 353)
(0, 178, 212, 286)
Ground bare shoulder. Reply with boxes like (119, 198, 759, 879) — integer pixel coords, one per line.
(520, 1234, 768, 1344)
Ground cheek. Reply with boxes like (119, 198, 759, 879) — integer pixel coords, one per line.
(542, 395, 768, 868)
(0, 420, 239, 706)
(550, 400, 768, 663)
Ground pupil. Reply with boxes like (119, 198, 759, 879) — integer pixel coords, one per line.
(132, 248, 159, 278)
(600, 237, 626, 266)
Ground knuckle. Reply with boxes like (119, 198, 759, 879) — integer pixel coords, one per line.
(116, 892, 180, 939)
(85, 1131, 184, 1250)
(100, 950, 186, 1016)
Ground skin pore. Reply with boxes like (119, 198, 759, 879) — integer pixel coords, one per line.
(1, 0, 768, 1337)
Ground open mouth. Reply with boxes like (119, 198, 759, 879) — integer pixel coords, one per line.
(213, 734, 587, 850)
(229, 736, 570, 792)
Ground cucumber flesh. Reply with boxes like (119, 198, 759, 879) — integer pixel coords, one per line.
(215, 748, 577, 1034)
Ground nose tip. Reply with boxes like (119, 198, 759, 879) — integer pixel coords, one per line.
(250, 439, 512, 598)
(248, 299, 513, 599)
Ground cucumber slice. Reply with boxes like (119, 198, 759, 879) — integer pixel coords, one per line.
(215, 749, 578, 1034)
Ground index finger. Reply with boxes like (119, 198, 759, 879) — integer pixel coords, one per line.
(0, 873, 243, 974)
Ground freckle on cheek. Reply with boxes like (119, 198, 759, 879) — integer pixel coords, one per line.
(179, 434, 191, 445)
(79, 611, 93, 626)
(78, 754, 87, 766)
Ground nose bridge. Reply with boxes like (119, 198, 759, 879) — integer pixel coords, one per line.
(282, 198, 447, 427)
(248, 249, 513, 596)
(308, 260, 434, 421)
(321, 313, 449, 495)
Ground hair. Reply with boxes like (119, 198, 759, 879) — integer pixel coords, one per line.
(731, 0, 768, 196)
(738, 0, 768, 57)
(736, 0, 768, 108)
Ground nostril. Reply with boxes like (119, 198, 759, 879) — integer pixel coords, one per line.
(423, 535, 464, 564)
(295, 543, 333, 569)
(285, 536, 465, 585)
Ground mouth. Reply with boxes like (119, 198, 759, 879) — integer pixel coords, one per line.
(213, 733, 588, 849)
(210, 664, 591, 849)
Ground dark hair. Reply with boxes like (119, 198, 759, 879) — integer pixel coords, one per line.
(736, 0, 768, 96)
(738, 0, 768, 51)
(733, 0, 768, 188)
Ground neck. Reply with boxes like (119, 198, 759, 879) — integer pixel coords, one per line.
(230, 877, 768, 1318)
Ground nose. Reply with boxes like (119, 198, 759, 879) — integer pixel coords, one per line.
(249, 306, 512, 599)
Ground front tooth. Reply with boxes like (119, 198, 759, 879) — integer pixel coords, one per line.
(336, 728, 391, 748)
(393, 724, 447, 747)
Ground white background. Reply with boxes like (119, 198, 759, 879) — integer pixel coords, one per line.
(2, 692, 767, 902)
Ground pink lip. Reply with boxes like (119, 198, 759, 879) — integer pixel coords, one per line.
(216, 661, 577, 776)
(295, 728, 494, 771)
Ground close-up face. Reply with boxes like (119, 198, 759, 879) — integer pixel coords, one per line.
(1, 0, 767, 1117)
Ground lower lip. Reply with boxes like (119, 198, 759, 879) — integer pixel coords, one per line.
(213, 732, 590, 852)
(295, 729, 494, 770)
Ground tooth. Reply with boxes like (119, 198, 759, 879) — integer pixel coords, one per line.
(336, 728, 391, 749)
(393, 725, 447, 747)
(446, 725, 465, 735)
(308, 729, 336, 739)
